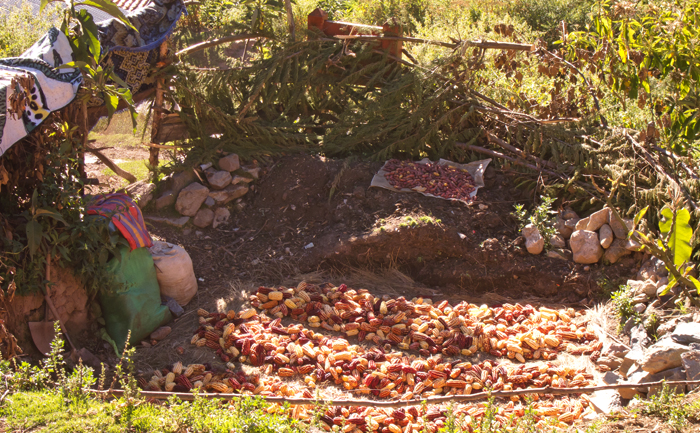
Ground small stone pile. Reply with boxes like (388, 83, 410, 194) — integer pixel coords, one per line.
(523, 207, 640, 265)
(141, 153, 259, 229)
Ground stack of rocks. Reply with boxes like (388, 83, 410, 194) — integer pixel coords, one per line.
(523, 206, 641, 265)
(149, 153, 260, 229)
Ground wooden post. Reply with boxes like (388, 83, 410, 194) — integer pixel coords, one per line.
(284, 0, 295, 41)
(149, 38, 169, 169)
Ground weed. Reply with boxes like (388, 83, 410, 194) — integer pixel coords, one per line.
(636, 385, 690, 431)
(610, 284, 638, 328)
(513, 195, 557, 250)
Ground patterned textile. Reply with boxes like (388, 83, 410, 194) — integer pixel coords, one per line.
(97, 0, 185, 53)
(87, 193, 154, 251)
(0, 28, 82, 156)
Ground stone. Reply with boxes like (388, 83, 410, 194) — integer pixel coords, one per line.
(630, 324, 650, 348)
(657, 318, 680, 338)
(546, 248, 572, 260)
(587, 208, 610, 231)
(231, 175, 254, 185)
(681, 350, 700, 383)
(155, 190, 176, 210)
(562, 208, 579, 220)
(628, 279, 658, 297)
(243, 166, 261, 179)
(144, 216, 190, 228)
(575, 217, 590, 231)
(610, 215, 633, 239)
(633, 303, 646, 313)
(212, 207, 231, 229)
(597, 355, 623, 370)
(150, 326, 172, 341)
(632, 293, 649, 304)
(603, 341, 630, 359)
(209, 184, 249, 205)
(599, 224, 613, 249)
(550, 235, 566, 249)
(200, 162, 213, 171)
(640, 339, 690, 373)
(671, 322, 700, 345)
(193, 208, 214, 228)
(206, 170, 232, 190)
(219, 153, 240, 172)
(590, 389, 622, 414)
(620, 346, 645, 378)
(203, 197, 216, 208)
(564, 218, 579, 237)
(604, 371, 622, 385)
(125, 180, 156, 208)
(603, 239, 632, 264)
(522, 224, 544, 255)
(168, 170, 197, 196)
(647, 366, 686, 396)
(625, 238, 642, 251)
(639, 257, 668, 282)
(555, 216, 573, 239)
(175, 182, 210, 216)
(569, 230, 604, 264)
(656, 276, 669, 288)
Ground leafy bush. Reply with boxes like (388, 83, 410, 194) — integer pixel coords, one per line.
(610, 284, 636, 325)
(508, 0, 593, 42)
(0, 4, 61, 58)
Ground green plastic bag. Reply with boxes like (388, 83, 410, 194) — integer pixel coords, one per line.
(99, 244, 172, 352)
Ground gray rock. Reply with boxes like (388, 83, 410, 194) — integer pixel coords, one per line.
(168, 170, 197, 197)
(555, 215, 572, 239)
(206, 170, 232, 190)
(570, 230, 604, 264)
(175, 182, 210, 217)
(575, 217, 590, 231)
(681, 350, 700, 385)
(610, 215, 633, 239)
(603, 239, 632, 264)
(633, 293, 649, 304)
(125, 180, 156, 209)
(203, 197, 216, 208)
(562, 208, 579, 220)
(597, 355, 623, 370)
(620, 346, 645, 378)
(193, 208, 214, 228)
(647, 366, 687, 396)
(144, 216, 190, 228)
(219, 153, 240, 172)
(150, 326, 172, 341)
(633, 303, 646, 313)
(625, 238, 642, 251)
(212, 207, 231, 229)
(640, 339, 690, 373)
(629, 279, 658, 297)
(604, 371, 622, 385)
(155, 190, 176, 210)
(599, 224, 614, 249)
(243, 166, 261, 179)
(639, 257, 668, 282)
(630, 324, 650, 348)
(209, 184, 249, 205)
(231, 174, 254, 185)
(587, 208, 610, 231)
(564, 217, 579, 236)
(603, 341, 630, 359)
(546, 248, 572, 260)
(522, 224, 544, 255)
(550, 234, 566, 249)
(590, 389, 622, 414)
(671, 322, 700, 345)
(200, 162, 213, 171)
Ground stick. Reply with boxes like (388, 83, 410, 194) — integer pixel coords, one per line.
(90, 379, 700, 407)
(455, 141, 566, 180)
(486, 132, 559, 170)
(175, 34, 263, 59)
(143, 143, 194, 149)
(43, 256, 77, 352)
(331, 35, 533, 52)
(284, 0, 295, 41)
(85, 146, 137, 183)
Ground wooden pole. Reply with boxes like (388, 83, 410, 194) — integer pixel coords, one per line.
(284, 0, 295, 41)
(89, 379, 700, 407)
(149, 38, 169, 169)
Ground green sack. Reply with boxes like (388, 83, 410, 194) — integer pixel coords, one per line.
(99, 244, 172, 352)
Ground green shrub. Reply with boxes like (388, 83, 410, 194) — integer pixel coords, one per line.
(0, 4, 61, 58)
(507, 0, 593, 42)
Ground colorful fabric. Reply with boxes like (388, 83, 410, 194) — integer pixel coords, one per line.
(0, 28, 82, 156)
(97, 0, 185, 53)
(87, 193, 154, 251)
